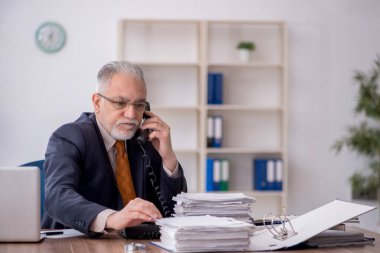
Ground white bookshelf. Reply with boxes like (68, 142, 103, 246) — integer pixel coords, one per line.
(118, 19, 288, 217)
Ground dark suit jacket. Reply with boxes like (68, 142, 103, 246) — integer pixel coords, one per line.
(41, 112, 187, 235)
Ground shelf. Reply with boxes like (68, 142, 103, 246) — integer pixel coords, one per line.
(206, 111, 283, 149)
(206, 67, 283, 108)
(207, 22, 284, 64)
(208, 20, 285, 25)
(153, 106, 200, 111)
(207, 148, 283, 155)
(143, 65, 199, 107)
(207, 62, 283, 68)
(119, 20, 199, 63)
(118, 19, 288, 215)
(207, 105, 282, 111)
(227, 190, 284, 198)
(135, 62, 200, 67)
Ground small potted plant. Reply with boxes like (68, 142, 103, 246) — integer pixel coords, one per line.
(236, 41, 256, 62)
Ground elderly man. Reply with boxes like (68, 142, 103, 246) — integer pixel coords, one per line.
(42, 61, 187, 236)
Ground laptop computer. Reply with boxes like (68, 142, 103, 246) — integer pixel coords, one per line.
(0, 166, 43, 242)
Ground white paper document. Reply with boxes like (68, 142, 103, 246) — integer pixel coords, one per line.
(173, 192, 255, 222)
(174, 192, 255, 202)
(152, 216, 254, 252)
(249, 199, 375, 251)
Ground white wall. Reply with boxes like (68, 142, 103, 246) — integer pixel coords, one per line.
(1, 0, 380, 231)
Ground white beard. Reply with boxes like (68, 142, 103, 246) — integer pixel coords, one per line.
(110, 119, 139, 140)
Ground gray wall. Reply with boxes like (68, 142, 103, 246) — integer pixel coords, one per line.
(1, 0, 380, 231)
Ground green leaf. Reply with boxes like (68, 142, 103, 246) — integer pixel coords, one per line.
(333, 55, 380, 198)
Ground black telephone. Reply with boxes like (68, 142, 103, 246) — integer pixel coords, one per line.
(121, 222, 160, 239)
(136, 102, 151, 145)
(121, 102, 171, 240)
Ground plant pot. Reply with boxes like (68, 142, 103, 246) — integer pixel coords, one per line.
(238, 49, 252, 62)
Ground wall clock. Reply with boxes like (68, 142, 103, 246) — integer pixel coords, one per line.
(35, 22, 66, 53)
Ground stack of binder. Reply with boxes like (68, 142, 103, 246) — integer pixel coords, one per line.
(207, 115, 223, 148)
(153, 216, 254, 252)
(253, 158, 283, 191)
(302, 230, 373, 248)
(249, 200, 376, 251)
(206, 158, 229, 191)
(173, 192, 256, 222)
(207, 72, 223, 104)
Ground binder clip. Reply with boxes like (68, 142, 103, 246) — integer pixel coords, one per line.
(264, 206, 297, 241)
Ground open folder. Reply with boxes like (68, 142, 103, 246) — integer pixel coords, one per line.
(249, 199, 375, 251)
(152, 199, 375, 252)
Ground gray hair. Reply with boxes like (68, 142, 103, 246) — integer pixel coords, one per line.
(96, 61, 146, 93)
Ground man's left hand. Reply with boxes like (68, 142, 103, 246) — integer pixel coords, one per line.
(140, 111, 177, 171)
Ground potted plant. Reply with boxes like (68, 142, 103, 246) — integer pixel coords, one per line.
(332, 56, 380, 203)
(236, 41, 256, 62)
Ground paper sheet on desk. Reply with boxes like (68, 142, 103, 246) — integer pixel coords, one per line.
(174, 192, 255, 203)
(155, 215, 253, 229)
(249, 199, 376, 251)
(173, 192, 255, 222)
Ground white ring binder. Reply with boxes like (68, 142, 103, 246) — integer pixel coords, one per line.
(263, 206, 297, 241)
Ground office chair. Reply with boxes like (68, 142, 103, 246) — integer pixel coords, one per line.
(20, 160, 45, 219)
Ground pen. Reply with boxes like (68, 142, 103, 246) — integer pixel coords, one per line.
(41, 231, 64, 236)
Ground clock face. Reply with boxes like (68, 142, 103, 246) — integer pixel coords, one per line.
(35, 22, 66, 53)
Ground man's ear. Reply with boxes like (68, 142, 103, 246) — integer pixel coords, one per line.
(92, 93, 101, 113)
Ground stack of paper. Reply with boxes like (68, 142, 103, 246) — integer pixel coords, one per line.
(303, 230, 370, 247)
(153, 216, 255, 252)
(173, 192, 256, 222)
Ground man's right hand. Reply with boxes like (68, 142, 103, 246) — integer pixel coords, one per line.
(105, 198, 163, 231)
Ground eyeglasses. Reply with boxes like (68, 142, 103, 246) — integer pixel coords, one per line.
(97, 93, 149, 112)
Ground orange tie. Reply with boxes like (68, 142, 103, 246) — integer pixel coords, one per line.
(115, 140, 136, 206)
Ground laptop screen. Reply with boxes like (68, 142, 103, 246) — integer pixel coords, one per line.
(0, 167, 42, 242)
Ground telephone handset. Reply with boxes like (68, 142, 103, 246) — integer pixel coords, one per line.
(122, 102, 172, 240)
(136, 102, 151, 145)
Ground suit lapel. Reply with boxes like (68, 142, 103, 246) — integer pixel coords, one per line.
(88, 113, 118, 186)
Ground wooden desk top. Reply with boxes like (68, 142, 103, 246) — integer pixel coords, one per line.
(0, 226, 378, 253)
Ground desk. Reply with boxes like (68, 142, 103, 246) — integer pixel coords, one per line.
(0, 227, 378, 253)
